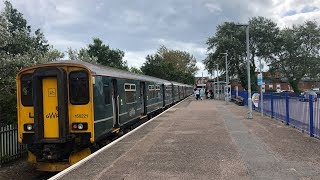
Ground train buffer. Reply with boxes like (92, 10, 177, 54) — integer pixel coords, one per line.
(51, 97, 320, 179)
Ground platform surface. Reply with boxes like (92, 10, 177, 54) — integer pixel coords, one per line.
(57, 97, 320, 179)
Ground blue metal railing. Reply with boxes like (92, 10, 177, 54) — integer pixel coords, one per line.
(235, 90, 318, 138)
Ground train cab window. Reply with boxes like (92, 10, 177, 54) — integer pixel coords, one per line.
(69, 71, 89, 105)
(124, 83, 136, 103)
(20, 74, 33, 106)
(103, 83, 110, 105)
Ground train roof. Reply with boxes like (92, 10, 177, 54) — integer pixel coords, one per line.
(171, 81, 193, 87)
(19, 60, 193, 86)
(47, 60, 173, 84)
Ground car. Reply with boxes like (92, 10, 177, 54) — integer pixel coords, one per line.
(281, 90, 294, 93)
(299, 91, 317, 102)
(313, 90, 320, 98)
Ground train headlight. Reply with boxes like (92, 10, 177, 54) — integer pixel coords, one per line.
(27, 125, 33, 131)
(24, 123, 34, 131)
(77, 123, 84, 130)
(72, 123, 88, 130)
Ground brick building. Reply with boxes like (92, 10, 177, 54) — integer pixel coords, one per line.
(231, 72, 320, 92)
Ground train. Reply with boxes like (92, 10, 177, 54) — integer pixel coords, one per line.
(16, 60, 193, 171)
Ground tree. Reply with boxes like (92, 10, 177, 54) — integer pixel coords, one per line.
(67, 47, 97, 63)
(0, 1, 63, 125)
(204, 17, 280, 90)
(141, 46, 198, 84)
(129, 67, 143, 74)
(269, 21, 320, 92)
(86, 38, 128, 70)
(67, 39, 127, 69)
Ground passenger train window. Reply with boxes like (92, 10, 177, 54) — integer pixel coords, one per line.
(21, 73, 33, 106)
(69, 71, 89, 105)
(130, 84, 136, 90)
(124, 84, 130, 90)
(148, 85, 155, 99)
(155, 85, 160, 98)
(103, 84, 110, 105)
(166, 86, 172, 97)
(124, 83, 136, 103)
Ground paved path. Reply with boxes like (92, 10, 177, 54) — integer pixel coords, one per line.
(56, 97, 320, 179)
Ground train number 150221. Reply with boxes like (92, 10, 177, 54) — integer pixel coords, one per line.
(74, 114, 88, 118)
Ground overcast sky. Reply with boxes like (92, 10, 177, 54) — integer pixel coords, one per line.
(2, 0, 320, 76)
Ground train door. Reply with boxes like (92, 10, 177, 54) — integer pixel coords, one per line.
(140, 82, 147, 115)
(162, 84, 165, 107)
(112, 79, 120, 128)
(182, 87, 185, 98)
(172, 85, 175, 103)
(33, 67, 68, 142)
(42, 77, 59, 138)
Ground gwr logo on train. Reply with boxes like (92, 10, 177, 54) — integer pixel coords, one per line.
(45, 112, 59, 119)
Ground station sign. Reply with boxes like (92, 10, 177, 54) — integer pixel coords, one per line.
(252, 93, 260, 107)
(261, 84, 265, 93)
(257, 73, 263, 86)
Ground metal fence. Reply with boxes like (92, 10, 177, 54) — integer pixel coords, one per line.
(0, 124, 27, 166)
(232, 90, 320, 138)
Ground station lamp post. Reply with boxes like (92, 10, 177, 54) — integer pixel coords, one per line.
(236, 24, 252, 119)
(220, 52, 229, 104)
(216, 64, 219, 100)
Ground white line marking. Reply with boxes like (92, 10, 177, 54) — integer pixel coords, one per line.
(49, 97, 189, 180)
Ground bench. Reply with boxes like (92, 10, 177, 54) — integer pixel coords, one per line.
(231, 95, 236, 102)
(234, 96, 244, 106)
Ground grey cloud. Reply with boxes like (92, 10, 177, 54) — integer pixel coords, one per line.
(2, 0, 318, 76)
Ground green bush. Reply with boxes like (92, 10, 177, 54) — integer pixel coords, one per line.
(0, 93, 17, 125)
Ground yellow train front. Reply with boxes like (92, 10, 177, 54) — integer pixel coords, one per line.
(17, 62, 94, 171)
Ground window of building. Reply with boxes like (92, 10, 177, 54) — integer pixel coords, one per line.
(269, 84, 273, 89)
(21, 73, 33, 106)
(69, 71, 89, 105)
(125, 83, 136, 103)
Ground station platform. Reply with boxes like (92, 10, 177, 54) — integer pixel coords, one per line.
(52, 97, 320, 179)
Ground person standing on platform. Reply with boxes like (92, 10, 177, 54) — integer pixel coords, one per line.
(195, 89, 200, 100)
(200, 88, 205, 100)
